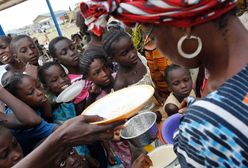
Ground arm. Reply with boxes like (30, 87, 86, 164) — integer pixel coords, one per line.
(40, 100, 53, 123)
(13, 115, 124, 168)
(0, 87, 41, 128)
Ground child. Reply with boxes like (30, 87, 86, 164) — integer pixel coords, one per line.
(103, 30, 163, 121)
(0, 126, 100, 168)
(163, 64, 196, 116)
(4, 73, 57, 155)
(9, 35, 39, 66)
(38, 62, 90, 156)
(48, 37, 90, 113)
(80, 49, 132, 168)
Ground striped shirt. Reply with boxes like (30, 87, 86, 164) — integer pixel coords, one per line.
(174, 65, 248, 168)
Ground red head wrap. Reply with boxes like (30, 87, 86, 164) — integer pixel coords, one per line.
(80, 0, 237, 36)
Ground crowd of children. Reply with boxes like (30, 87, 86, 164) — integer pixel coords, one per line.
(0, 10, 204, 168)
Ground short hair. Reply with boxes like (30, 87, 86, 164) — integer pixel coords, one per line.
(102, 30, 130, 59)
(163, 64, 190, 84)
(79, 48, 107, 77)
(0, 35, 11, 44)
(38, 62, 65, 85)
(48, 36, 70, 59)
(1, 71, 14, 87)
(9, 35, 33, 54)
(4, 73, 29, 97)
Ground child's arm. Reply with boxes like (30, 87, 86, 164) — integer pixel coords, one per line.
(0, 86, 41, 128)
(40, 100, 53, 122)
(85, 84, 101, 107)
(102, 141, 116, 165)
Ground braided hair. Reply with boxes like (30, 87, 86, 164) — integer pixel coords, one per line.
(79, 48, 107, 77)
(48, 36, 70, 59)
(38, 62, 65, 86)
(102, 29, 130, 59)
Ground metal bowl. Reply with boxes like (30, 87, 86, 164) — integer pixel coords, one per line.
(120, 111, 158, 147)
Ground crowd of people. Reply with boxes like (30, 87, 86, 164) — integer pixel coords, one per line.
(0, 0, 247, 167)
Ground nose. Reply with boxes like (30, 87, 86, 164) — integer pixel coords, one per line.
(67, 155, 78, 167)
(27, 47, 34, 55)
(36, 88, 43, 97)
(180, 82, 187, 89)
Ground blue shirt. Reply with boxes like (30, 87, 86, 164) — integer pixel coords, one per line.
(5, 108, 56, 155)
(174, 65, 248, 167)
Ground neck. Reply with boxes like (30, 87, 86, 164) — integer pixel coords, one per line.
(68, 66, 80, 74)
(8, 60, 25, 71)
(202, 16, 248, 93)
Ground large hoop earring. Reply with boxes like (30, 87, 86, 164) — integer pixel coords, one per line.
(177, 35, 202, 59)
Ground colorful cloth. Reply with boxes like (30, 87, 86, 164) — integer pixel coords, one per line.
(174, 65, 248, 167)
(80, 0, 236, 36)
(52, 96, 90, 156)
(145, 49, 171, 98)
(68, 74, 91, 104)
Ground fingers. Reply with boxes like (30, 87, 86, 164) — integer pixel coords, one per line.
(83, 115, 104, 122)
(95, 120, 125, 133)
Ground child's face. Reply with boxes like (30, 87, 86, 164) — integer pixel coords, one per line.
(87, 58, 112, 87)
(0, 127, 23, 168)
(112, 36, 138, 67)
(16, 76, 47, 108)
(43, 65, 71, 95)
(168, 68, 192, 99)
(54, 39, 79, 67)
(0, 39, 13, 64)
(14, 37, 39, 66)
(55, 148, 85, 168)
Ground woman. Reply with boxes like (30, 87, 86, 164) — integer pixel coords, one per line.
(80, 0, 248, 167)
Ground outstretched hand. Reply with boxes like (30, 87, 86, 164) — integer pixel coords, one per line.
(56, 115, 125, 146)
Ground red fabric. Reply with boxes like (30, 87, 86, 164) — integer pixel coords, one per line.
(80, 0, 236, 36)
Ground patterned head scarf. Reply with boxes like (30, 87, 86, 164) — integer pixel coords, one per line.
(80, 0, 237, 36)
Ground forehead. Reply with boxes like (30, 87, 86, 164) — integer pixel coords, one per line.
(14, 38, 33, 49)
(18, 76, 35, 88)
(89, 58, 104, 70)
(112, 36, 131, 49)
(54, 39, 71, 50)
(168, 68, 189, 79)
(45, 65, 64, 76)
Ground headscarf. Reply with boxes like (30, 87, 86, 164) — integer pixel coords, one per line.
(80, 0, 237, 36)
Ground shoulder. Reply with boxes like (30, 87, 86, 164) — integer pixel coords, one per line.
(113, 73, 126, 91)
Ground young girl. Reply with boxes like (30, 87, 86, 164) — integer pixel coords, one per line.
(103, 30, 163, 121)
(4, 73, 56, 155)
(80, 48, 132, 168)
(38, 62, 90, 156)
(163, 64, 195, 116)
(48, 36, 90, 113)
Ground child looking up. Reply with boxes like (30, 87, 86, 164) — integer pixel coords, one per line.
(4, 74, 56, 155)
(163, 64, 195, 116)
(48, 37, 90, 113)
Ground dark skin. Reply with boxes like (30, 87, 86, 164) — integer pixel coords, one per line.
(145, 14, 248, 96)
(112, 36, 147, 90)
(54, 39, 80, 74)
(0, 38, 25, 73)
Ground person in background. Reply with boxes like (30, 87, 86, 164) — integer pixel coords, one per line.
(163, 64, 195, 116)
(81, 0, 248, 167)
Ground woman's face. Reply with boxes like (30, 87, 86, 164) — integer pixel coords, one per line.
(44, 65, 71, 95)
(54, 39, 79, 68)
(0, 128, 23, 168)
(144, 25, 202, 68)
(14, 37, 39, 66)
(111, 36, 139, 67)
(0, 39, 13, 64)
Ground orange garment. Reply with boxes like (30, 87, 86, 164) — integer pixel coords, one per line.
(145, 49, 171, 99)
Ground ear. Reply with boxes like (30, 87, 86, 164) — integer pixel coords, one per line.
(168, 85, 172, 92)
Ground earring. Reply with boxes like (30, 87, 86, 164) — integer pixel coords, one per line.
(177, 34, 202, 59)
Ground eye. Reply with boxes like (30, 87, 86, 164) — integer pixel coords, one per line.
(120, 50, 128, 56)
(61, 49, 67, 55)
(20, 48, 27, 53)
(12, 137, 18, 147)
(172, 81, 180, 86)
(27, 89, 34, 95)
(59, 160, 66, 167)
(31, 44, 36, 49)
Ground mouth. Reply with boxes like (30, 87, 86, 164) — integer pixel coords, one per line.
(72, 160, 82, 168)
(61, 84, 70, 90)
(1, 54, 11, 63)
(72, 56, 79, 62)
(40, 96, 48, 103)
